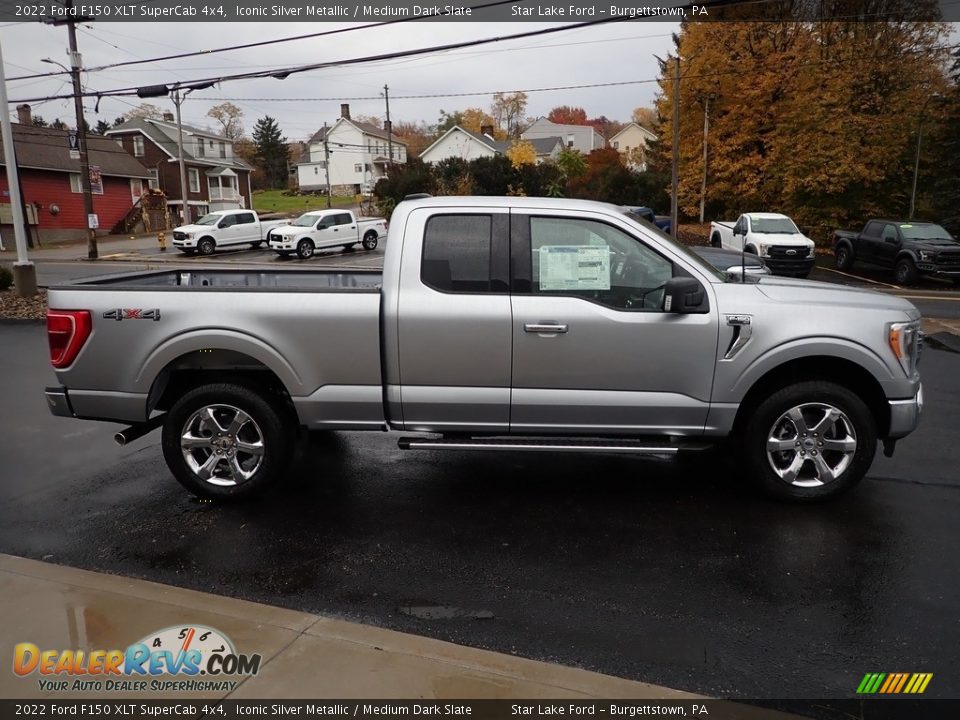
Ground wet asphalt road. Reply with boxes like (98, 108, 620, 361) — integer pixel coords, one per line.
(1, 323, 958, 700)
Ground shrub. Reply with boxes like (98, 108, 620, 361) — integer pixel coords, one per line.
(0, 265, 12, 291)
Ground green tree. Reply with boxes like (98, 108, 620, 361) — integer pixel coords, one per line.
(92, 119, 112, 135)
(51, 119, 68, 130)
(31, 115, 49, 128)
(252, 116, 288, 189)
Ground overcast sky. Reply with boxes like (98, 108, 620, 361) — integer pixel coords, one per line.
(0, 20, 680, 141)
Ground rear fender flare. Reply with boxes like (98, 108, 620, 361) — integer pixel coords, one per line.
(135, 329, 304, 398)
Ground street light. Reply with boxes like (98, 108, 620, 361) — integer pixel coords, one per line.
(909, 92, 943, 220)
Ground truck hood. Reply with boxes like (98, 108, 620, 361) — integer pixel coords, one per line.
(173, 224, 214, 234)
(270, 225, 309, 238)
(754, 276, 919, 318)
(752, 232, 814, 247)
(911, 239, 960, 250)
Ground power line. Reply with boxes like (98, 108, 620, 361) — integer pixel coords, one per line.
(3, 0, 530, 82)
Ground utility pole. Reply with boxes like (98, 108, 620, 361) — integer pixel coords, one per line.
(0, 37, 37, 296)
(383, 84, 393, 164)
(322, 122, 332, 208)
(670, 55, 680, 239)
(699, 94, 710, 225)
(172, 88, 191, 223)
(65, 1, 97, 259)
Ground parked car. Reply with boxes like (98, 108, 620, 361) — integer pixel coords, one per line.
(628, 206, 672, 233)
(45, 197, 922, 504)
(268, 209, 388, 259)
(710, 213, 815, 278)
(172, 210, 290, 255)
(832, 220, 960, 285)
(692, 246, 770, 276)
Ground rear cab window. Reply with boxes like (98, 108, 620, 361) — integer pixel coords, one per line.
(420, 214, 508, 293)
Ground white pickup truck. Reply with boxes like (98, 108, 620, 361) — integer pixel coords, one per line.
(267, 209, 388, 259)
(710, 213, 816, 278)
(172, 210, 291, 256)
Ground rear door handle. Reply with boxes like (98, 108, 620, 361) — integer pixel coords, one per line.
(524, 323, 568, 334)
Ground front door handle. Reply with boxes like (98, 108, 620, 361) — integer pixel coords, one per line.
(524, 323, 568, 334)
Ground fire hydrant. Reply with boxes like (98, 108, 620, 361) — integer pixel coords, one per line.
(157, 232, 167, 252)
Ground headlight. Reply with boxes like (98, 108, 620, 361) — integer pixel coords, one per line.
(888, 321, 921, 375)
(757, 243, 768, 256)
(917, 250, 935, 262)
(183, 233, 193, 240)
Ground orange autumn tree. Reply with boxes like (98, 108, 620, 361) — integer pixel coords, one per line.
(655, 13, 949, 238)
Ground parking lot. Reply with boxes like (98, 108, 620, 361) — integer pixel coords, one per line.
(1, 237, 959, 700)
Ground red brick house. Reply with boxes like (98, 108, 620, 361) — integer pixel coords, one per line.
(0, 105, 152, 245)
(106, 115, 253, 224)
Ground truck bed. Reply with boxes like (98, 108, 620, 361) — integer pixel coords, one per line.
(58, 268, 383, 291)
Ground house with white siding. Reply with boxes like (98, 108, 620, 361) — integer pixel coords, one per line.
(420, 126, 563, 165)
(608, 123, 657, 170)
(521, 118, 605, 154)
(297, 104, 407, 195)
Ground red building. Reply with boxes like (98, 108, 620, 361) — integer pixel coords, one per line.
(0, 105, 151, 246)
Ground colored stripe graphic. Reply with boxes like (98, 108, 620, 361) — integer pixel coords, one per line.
(857, 673, 932, 694)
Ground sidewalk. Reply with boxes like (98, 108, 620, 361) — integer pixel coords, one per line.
(0, 233, 168, 262)
(0, 555, 801, 716)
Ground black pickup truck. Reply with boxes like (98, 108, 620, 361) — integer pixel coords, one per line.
(833, 219, 960, 285)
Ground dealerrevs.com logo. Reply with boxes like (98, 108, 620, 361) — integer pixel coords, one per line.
(13, 625, 262, 693)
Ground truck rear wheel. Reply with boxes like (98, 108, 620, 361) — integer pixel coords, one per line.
(710, 232, 721, 248)
(834, 244, 854, 271)
(362, 232, 378, 250)
(161, 383, 290, 501)
(742, 381, 876, 502)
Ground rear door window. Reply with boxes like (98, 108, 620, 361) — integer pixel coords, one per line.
(421, 215, 495, 294)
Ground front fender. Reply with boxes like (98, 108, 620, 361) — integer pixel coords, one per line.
(721, 336, 897, 403)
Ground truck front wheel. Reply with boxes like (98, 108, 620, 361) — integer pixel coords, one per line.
(197, 238, 216, 256)
(297, 239, 315, 259)
(743, 381, 876, 502)
(161, 383, 290, 501)
(894, 257, 918, 285)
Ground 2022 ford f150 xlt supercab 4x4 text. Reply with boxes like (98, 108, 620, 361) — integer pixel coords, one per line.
(45, 197, 923, 503)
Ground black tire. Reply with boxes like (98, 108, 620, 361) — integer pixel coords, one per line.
(180, 249, 196, 256)
(197, 237, 216, 256)
(275, 251, 291, 259)
(744, 245, 758, 254)
(710, 232, 721, 248)
(161, 382, 291, 501)
(834, 244, 854, 271)
(296, 238, 315, 260)
(250, 241, 264, 248)
(362, 232, 379, 251)
(894, 257, 918, 285)
(342, 244, 356, 251)
(742, 380, 876, 502)
(952, 278, 960, 287)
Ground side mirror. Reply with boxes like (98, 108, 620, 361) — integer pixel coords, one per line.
(663, 277, 706, 314)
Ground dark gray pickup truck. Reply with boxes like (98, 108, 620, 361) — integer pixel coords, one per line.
(833, 220, 960, 285)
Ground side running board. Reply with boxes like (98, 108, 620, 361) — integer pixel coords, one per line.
(397, 437, 712, 455)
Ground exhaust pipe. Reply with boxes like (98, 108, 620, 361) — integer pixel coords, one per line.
(114, 414, 166, 446)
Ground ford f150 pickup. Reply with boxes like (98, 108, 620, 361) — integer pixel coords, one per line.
(45, 197, 923, 503)
(710, 213, 816, 278)
(832, 219, 960, 286)
(172, 210, 290, 255)
(267, 210, 388, 259)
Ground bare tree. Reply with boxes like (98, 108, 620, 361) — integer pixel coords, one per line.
(207, 102, 244, 139)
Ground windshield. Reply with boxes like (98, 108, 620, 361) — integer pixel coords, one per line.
(620, 209, 726, 281)
(292, 214, 322, 227)
(195, 214, 220, 226)
(750, 216, 799, 234)
(899, 223, 953, 241)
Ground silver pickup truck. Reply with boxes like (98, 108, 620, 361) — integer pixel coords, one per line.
(45, 197, 923, 502)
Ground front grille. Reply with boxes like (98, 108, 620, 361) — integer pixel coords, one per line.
(173, 231, 186, 240)
(937, 251, 960, 268)
(767, 245, 810, 259)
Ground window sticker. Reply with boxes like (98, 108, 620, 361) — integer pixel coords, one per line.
(539, 245, 610, 291)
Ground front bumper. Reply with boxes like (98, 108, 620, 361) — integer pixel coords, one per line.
(916, 263, 960, 279)
(887, 383, 923, 439)
(269, 239, 296, 251)
(172, 238, 197, 248)
(45, 386, 74, 418)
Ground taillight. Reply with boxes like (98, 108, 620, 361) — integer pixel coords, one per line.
(47, 310, 92, 369)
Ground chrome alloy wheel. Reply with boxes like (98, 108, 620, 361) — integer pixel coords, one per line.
(180, 404, 265, 486)
(765, 403, 857, 487)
